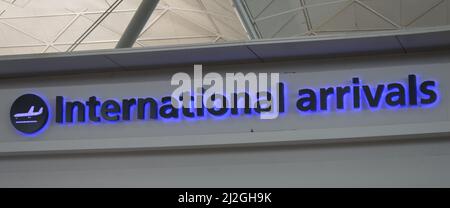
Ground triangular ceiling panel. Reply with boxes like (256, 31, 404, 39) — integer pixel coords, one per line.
(407, 1, 448, 28)
(54, 14, 121, 43)
(0, 21, 44, 45)
(3, 15, 75, 43)
(212, 16, 247, 39)
(142, 10, 216, 37)
(317, 2, 397, 32)
(86, 11, 136, 34)
(256, 11, 303, 38)
(354, 2, 398, 30)
(360, 0, 401, 26)
(0, 45, 44, 56)
(317, 2, 358, 32)
(400, 0, 443, 26)
(242, 0, 272, 19)
(163, 0, 202, 11)
(171, 10, 218, 34)
(253, 0, 300, 20)
(201, 0, 236, 17)
(305, 0, 351, 29)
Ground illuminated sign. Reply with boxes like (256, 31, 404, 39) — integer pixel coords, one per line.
(296, 74, 438, 112)
(9, 74, 439, 135)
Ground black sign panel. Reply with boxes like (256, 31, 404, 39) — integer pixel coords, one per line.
(10, 94, 49, 134)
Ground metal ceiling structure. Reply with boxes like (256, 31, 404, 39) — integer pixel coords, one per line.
(237, 0, 450, 38)
(0, 0, 450, 56)
(0, 0, 247, 55)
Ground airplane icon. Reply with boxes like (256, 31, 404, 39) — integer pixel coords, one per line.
(14, 106, 43, 124)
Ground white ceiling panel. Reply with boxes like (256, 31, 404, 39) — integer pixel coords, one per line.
(0, 0, 248, 55)
(243, 0, 450, 38)
(1, 0, 450, 56)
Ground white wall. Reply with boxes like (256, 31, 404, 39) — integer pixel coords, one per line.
(0, 136, 449, 187)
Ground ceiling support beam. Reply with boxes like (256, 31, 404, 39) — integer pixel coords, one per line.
(116, 0, 160, 48)
(299, 0, 313, 34)
(232, 0, 262, 39)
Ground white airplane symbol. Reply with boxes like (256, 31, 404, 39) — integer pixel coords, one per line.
(14, 106, 43, 118)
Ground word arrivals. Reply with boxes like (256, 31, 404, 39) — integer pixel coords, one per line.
(296, 74, 438, 112)
(178, 192, 213, 206)
(54, 83, 285, 123)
